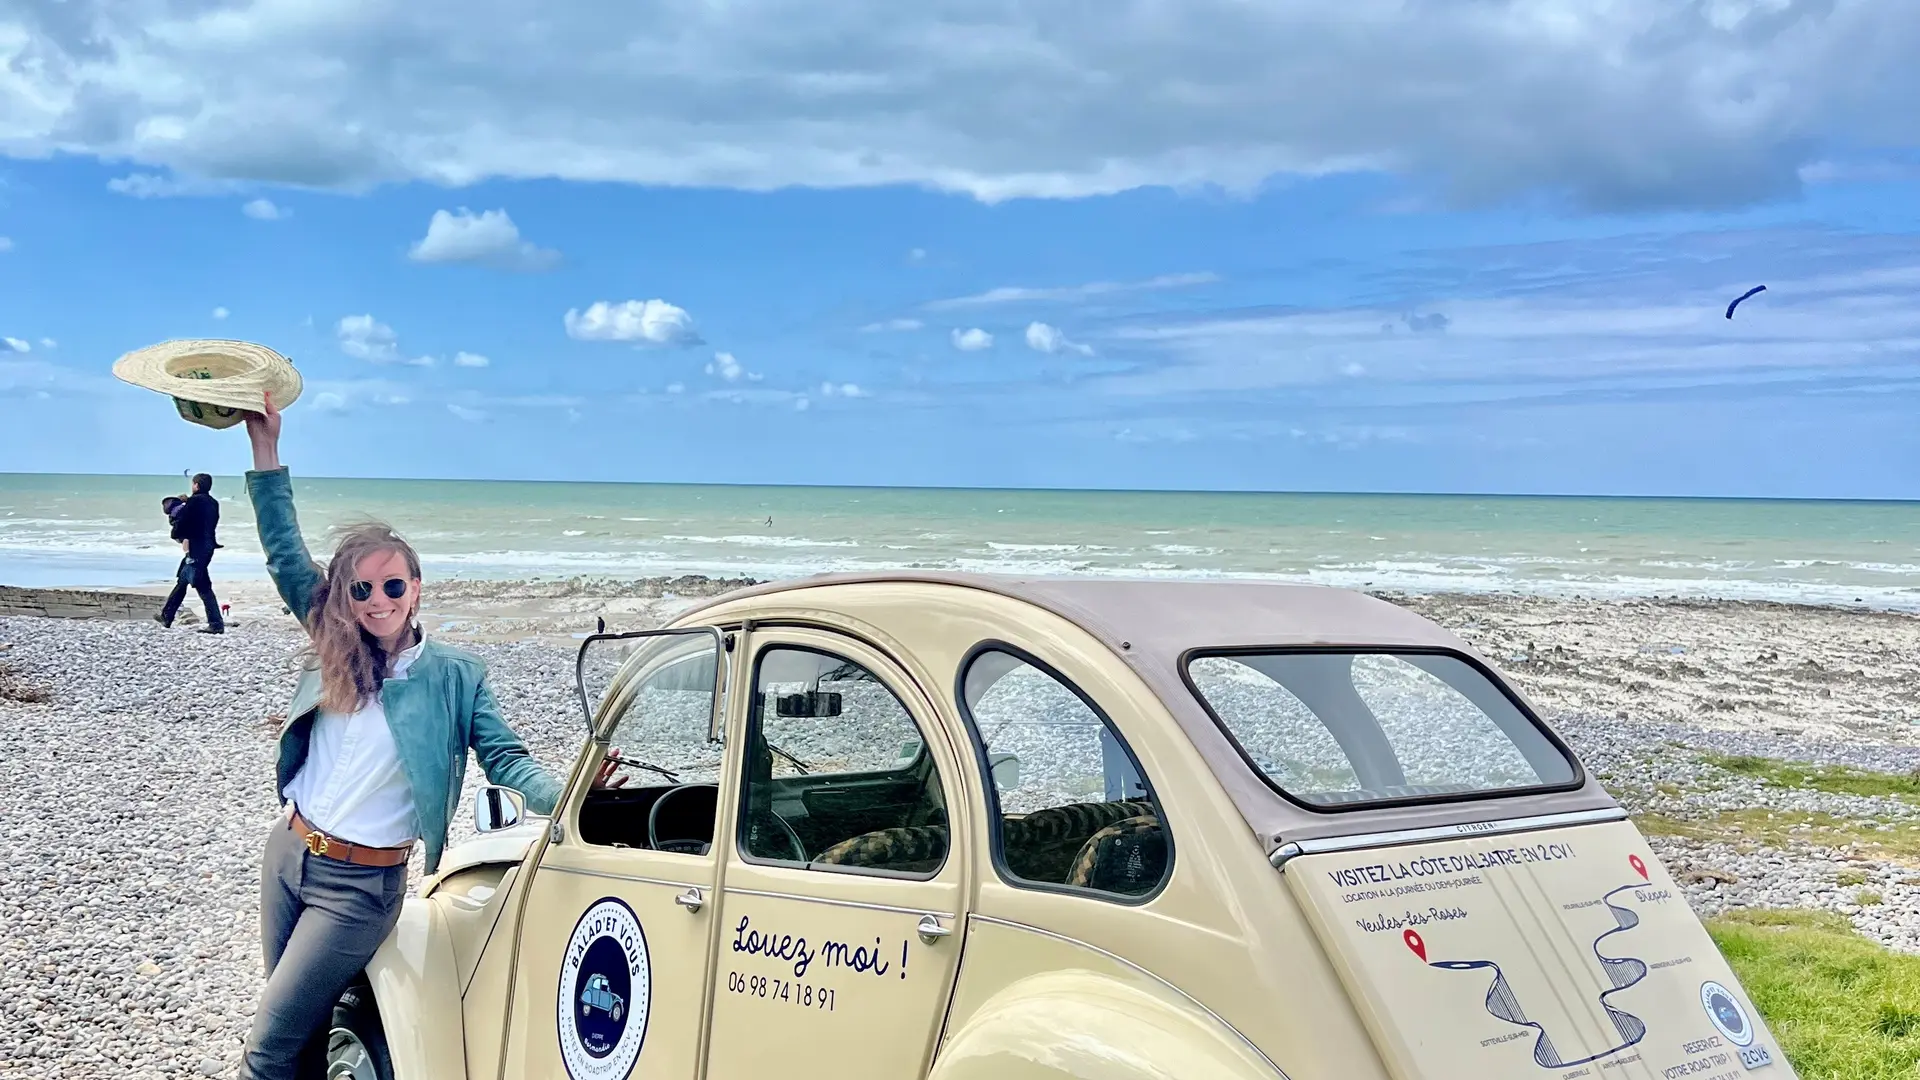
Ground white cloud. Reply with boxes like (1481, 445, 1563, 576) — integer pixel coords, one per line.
(859, 318, 923, 333)
(38, 338, 55, 349)
(3, 337, 30, 353)
(819, 382, 867, 398)
(951, 327, 993, 352)
(1025, 321, 1094, 356)
(105, 173, 235, 199)
(212, 306, 229, 320)
(409, 208, 558, 271)
(565, 300, 699, 346)
(454, 351, 491, 368)
(337, 314, 431, 366)
(447, 403, 488, 422)
(336, 315, 399, 361)
(0, 237, 12, 252)
(13, 4, 1915, 210)
(794, 396, 811, 412)
(908, 248, 927, 262)
(297, 378, 415, 413)
(665, 382, 686, 395)
(1097, 228, 1920, 405)
(706, 351, 746, 381)
(242, 198, 289, 220)
(928, 273, 1220, 310)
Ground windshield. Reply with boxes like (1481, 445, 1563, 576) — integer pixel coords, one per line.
(1183, 650, 1577, 809)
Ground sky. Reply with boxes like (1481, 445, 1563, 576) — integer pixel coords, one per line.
(1, 0, 1918, 499)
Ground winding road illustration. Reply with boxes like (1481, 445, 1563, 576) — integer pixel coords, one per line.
(1406, 856, 1653, 1069)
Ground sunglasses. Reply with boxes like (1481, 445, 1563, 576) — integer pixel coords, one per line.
(349, 577, 411, 603)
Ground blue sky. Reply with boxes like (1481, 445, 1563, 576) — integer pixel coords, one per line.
(2, 0, 1918, 498)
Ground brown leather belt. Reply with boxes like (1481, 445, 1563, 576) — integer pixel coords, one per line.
(289, 808, 413, 867)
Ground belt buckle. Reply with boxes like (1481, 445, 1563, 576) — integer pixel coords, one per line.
(303, 830, 330, 857)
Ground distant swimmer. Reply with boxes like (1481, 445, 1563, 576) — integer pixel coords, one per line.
(1725, 285, 1766, 319)
(765, 516, 773, 528)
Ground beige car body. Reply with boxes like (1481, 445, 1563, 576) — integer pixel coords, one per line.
(352, 572, 1794, 1080)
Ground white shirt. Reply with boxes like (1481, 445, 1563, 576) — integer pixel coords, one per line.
(286, 639, 425, 849)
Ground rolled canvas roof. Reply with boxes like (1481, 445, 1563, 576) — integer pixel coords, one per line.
(677, 571, 1618, 850)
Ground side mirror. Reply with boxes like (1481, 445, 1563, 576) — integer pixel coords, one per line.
(475, 785, 526, 834)
(988, 752, 1021, 791)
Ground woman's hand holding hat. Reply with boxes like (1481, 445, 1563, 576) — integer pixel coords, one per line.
(244, 392, 283, 472)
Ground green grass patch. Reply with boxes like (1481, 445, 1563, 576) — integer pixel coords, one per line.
(1636, 809, 1920, 862)
(1711, 909, 1920, 1078)
(1839, 869, 1871, 888)
(1705, 753, 1920, 804)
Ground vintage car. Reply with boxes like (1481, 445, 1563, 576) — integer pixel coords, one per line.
(327, 571, 1793, 1080)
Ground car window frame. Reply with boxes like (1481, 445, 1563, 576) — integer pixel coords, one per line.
(1179, 644, 1587, 815)
(953, 639, 1174, 906)
(732, 639, 954, 881)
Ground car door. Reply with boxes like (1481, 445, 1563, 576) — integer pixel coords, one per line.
(500, 628, 731, 1080)
(703, 627, 972, 1080)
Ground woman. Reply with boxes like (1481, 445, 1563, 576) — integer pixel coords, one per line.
(237, 395, 623, 1078)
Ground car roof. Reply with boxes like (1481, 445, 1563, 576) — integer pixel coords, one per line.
(677, 571, 1614, 849)
(678, 570, 1472, 652)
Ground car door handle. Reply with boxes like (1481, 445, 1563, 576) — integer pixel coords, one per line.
(675, 887, 705, 913)
(916, 914, 952, 942)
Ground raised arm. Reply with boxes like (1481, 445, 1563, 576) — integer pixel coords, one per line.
(243, 395, 323, 625)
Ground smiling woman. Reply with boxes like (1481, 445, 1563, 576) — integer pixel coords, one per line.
(228, 393, 625, 1080)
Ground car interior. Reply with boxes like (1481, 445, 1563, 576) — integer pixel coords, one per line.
(573, 655, 1168, 896)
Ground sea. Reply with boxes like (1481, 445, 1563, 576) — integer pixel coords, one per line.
(1, 473, 1916, 610)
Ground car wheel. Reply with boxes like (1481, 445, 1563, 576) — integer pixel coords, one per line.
(582, 1002, 591, 1017)
(328, 981, 394, 1080)
(612, 1002, 623, 1022)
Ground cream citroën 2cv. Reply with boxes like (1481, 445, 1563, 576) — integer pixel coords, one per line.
(322, 572, 1790, 1080)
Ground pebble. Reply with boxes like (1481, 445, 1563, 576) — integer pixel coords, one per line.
(2, 599, 1917, 1075)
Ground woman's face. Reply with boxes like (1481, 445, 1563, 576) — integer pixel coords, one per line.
(347, 548, 420, 642)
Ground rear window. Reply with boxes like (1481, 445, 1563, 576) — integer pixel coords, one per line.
(1183, 650, 1577, 809)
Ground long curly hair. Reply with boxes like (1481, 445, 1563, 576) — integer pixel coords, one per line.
(305, 521, 425, 714)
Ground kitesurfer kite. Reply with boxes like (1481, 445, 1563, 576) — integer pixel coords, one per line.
(1725, 285, 1766, 319)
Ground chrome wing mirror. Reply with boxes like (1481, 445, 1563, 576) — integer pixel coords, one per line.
(475, 785, 526, 833)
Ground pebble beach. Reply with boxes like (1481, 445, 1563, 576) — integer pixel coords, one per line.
(1, 578, 1918, 1077)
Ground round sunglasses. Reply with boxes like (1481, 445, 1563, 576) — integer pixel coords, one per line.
(348, 577, 411, 603)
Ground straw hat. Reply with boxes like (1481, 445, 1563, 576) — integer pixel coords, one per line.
(112, 339, 304, 430)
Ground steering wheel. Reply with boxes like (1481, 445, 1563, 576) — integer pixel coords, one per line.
(648, 784, 718, 856)
(748, 807, 807, 863)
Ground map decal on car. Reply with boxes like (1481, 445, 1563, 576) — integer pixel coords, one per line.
(558, 897, 652, 1080)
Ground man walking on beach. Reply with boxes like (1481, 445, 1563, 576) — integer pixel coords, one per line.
(158, 472, 225, 634)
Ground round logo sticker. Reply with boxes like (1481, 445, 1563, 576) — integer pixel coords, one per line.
(1699, 981, 1754, 1047)
(558, 898, 652, 1079)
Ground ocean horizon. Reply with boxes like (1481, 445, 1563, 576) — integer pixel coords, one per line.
(3, 471, 1916, 610)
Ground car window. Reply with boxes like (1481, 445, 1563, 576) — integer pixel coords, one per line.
(578, 632, 725, 851)
(1185, 650, 1576, 809)
(738, 645, 949, 877)
(961, 648, 1169, 900)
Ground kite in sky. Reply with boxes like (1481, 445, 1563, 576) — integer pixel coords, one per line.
(1725, 285, 1767, 319)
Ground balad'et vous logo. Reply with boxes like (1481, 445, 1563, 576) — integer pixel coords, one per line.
(557, 898, 653, 1080)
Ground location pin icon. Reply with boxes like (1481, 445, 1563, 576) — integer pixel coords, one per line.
(1629, 855, 1648, 881)
(1404, 929, 1427, 962)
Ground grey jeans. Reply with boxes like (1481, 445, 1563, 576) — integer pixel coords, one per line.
(240, 809, 408, 1080)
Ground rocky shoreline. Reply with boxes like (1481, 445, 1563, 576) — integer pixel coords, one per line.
(1, 582, 1917, 1077)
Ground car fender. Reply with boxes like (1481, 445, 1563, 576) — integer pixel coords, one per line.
(365, 896, 468, 1080)
(930, 969, 1284, 1080)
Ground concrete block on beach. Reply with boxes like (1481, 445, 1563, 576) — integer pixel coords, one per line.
(0, 584, 164, 621)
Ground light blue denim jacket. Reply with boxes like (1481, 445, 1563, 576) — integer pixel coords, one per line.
(246, 466, 562, 873)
